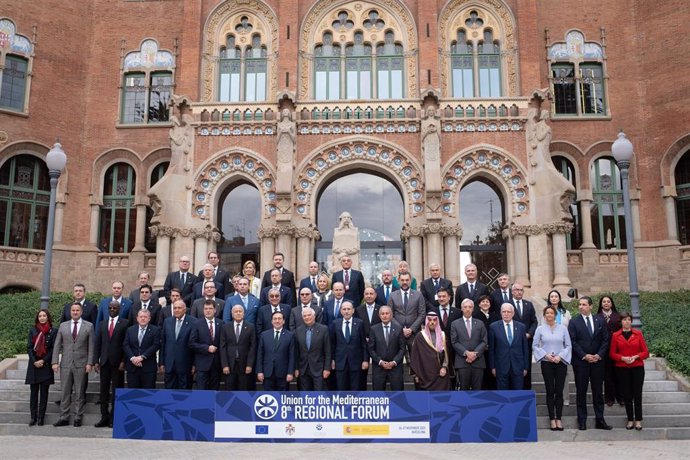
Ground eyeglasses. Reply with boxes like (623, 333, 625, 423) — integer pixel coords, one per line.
(300, 293, 311, 296)
(269, 295, 280, 298)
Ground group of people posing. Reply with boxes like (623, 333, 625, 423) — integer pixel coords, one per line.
(25, 252, 649, 432)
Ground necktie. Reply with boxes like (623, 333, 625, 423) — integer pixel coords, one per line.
(72, 321, 78, 340)
(403, 291, 409, 308)
(503, 291, 508, 302)
(108, 318, 115, 338)
(442, 308, 448, 326)
(385, 286, 390, 303)
(516, 300, 521, 317)
(506, 323, 513, 344)
(175, 319, 181, 339)
(344, 270, 350, 287)
(235, 323, 241, 343)
(306, 328, 312, 350)
(384, 325, 390, 344)
(209, 320, 214, 341)
(181, 272, 186, 286)
(335, 299, 340, 318)
(433, 279, 438, 290)
(274, 307, 280, 314)
(242, 296, 248, 310)
(311, 277, 316, 291)
(368, 306, 374, 322)
(139, 327, 145, 345)
(466, 319, 472, 337)
(469, 283, 474, 296)
(142, 303, 148, 311)
(345, 320, 351, 342)
(274, 330, 280, 349)
(586, 316, 593, 336)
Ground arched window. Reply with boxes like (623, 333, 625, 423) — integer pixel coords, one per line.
(218, 17, 268, 102)
(0, 18, 34, 113)
(99, 163, 137, 253)
(145, 161, 169, 252)
(590, 157, 625, 249)
(120, 39, 175, 124)
(548, 30, 607, 116)
(312, 10, 406, 100)
(552, 156, 581, 249)
(459, 179, 506, 287)
(0, 155, 50, 249)
(674, 152, 690, 245)
(448, 11, 503, 98)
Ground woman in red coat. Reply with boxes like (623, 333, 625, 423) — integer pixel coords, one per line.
(609, 312, 649, 430)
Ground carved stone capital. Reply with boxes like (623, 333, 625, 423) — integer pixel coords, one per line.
(422, 222, 443, 235)
(505, 221, 574, 237)
(332, 247, 360, 256)
(294, 224, 321, 240)
(400, 222, 424, 240)
(257, 224, 280, 239)
(440, 223, 463, 239)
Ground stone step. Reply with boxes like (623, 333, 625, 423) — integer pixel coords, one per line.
(533, 391, 690, 405)
(537, 427, 690, 441)
(535, 414, 690, 429)
(5, 369, 103, 381)
(0, 423, 113, 437)
(535, 402, 690, 416)
(0, 411, 105, 425)
(530, 369, 668, 381)
(530, 379, 679, 393)
(0, 401, 108, 414)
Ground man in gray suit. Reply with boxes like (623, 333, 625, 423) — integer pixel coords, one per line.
(51, 302, 95, 427)
(294, 307, 331, 390)
(388, 272, 426, 358)
(451, 298, 488, 390)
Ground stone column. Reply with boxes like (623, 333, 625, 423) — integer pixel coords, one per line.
(512, 232, 530, 287)
(630, 188, 642, 242)
(132, 204, 148, 252)
(276, 226, 295, 271)
(193, 232, 209, 275)
(662, 186, 679, 242)
(54, 202, 65, 244)
(295, 225, 321, 279)
(89, 202, 100, 248)
(578, 194, 595, 248)
(258, 224, 277, 275)
(441, 223, 462, 285)
(423, 222, 444, 274)
(400, 223, 424, 282)
(551, 225, 573, 291)
(150, 225, 173, 289)
(527, 229, 551, 297)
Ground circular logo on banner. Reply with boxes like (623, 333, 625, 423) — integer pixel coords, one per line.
(254, 394, 279, 420)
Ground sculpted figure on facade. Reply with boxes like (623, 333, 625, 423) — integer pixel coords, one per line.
(332, 212, 360, 269)
(276, 108, 296, 194)
(169, 113, 194, 174)
(422, 107, 441, 162)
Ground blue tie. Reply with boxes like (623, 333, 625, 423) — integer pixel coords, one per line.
(385, 286, 390, 303)
(306, 328, 312, 350)
(506, 323, 513, 344)
(345, 320, 351, 343)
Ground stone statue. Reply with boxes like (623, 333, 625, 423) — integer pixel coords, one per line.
(169, 112, 194, 174)
(421, 107, 440, 162)
(276, 107, 296, 194)
(332, 211, 360, 270)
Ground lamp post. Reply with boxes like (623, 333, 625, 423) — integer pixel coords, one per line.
(611, 131, 641, 328)
(39, 141, 67, 310)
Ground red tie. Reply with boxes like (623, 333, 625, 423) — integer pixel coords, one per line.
(72, 321, 78, 340)
(108, 318, 115, 338)
(209, 321, 214, 341)
(344, 270, 350, 287)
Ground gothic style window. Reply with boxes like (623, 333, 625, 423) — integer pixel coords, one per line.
(548, 30, 607, 116)
(145, 161, 169, 252)
(218, 17, 268, 102)
(312, 10, 405, 100)
(0, 18, 34, 113)
(590, 157, 625, 249)
(99, 163, 137, 253)
(0, 155, 50, 249)
(674, 153, 690, 245)
(120, 39, 175, 124)
(552, 156, 581, 249)
(449, 11, 502, 98)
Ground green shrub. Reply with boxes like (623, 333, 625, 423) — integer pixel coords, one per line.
(0, 290, 103, 360)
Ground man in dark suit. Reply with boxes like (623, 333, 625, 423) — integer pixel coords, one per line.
(256, 311, 295, 391)
(94, 301, 128, 428)
(323, 282, 347, 327)
(434, 287, 463, 388)
(158, 288, 179, 327)
(489, 273, 512, 313)
(123, 309, 160, 389)
(331, 255, 365, 306)
(128, 284, 161, 327)
(128, 271, 159, 305)
(189, 299, 223, 390)
(388, 272, 426, 358)
(375, 269, 398, 306)
(193, 264, 223, 301)
(451, 298, 488, 390)
(294, 307, 331, 390)
(511, 282, 538, 389)
(259, 269, 294, 307)
(256, 288, 291, 334)
(455, 263, 490, 310)
(420, 263, 454, 310)
(220, 304, 257, 390)
(162, 256, 196, 307)
(368, 306, 405, 391)
(224, 276, 261, 325)
(160, 300, 196, 389)
(191, 280, 225, 319)
(298, 261, 321, 293)
(568, 296, 612, 431)
(196, 251, 229, 298)
(51, 302, 95, 427)
(331, 301, 369, 390)
(488, 303, 529, 390)
(59, 283, 97, 324)
(290, 288, 323, 331)
(356, 287, 381, 341)
(95, 281, 132, 335)
(260, 252, 296, 297)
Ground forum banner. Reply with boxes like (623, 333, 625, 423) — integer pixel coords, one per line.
(113, 389, 537, 443)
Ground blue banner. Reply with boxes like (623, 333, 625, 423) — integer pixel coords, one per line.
(113, 389, 537, 443)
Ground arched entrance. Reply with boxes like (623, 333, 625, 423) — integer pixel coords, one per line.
(316, 171, 404, 286)
(459, 178, 507, 288)
(217, 181, 261, 276)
